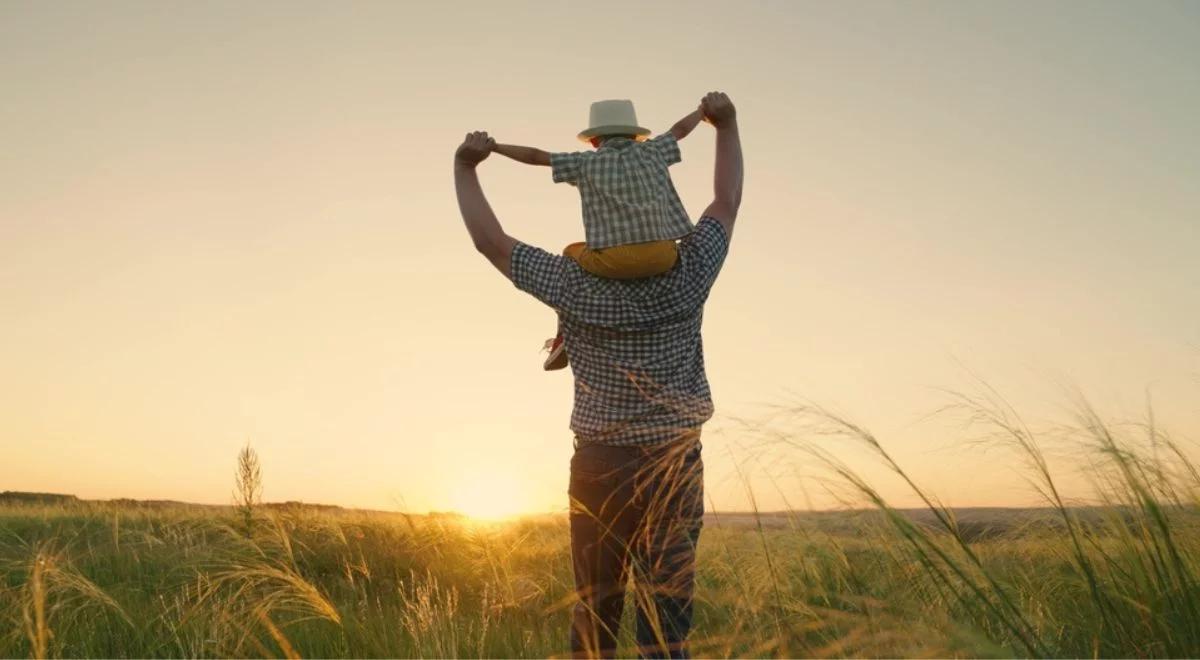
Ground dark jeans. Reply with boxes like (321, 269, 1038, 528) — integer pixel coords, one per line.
(568, 436, 704, 659)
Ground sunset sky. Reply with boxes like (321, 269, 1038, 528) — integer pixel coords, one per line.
(2, 1, 1198, 517)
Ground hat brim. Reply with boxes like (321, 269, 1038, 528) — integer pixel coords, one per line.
(577, 124, 651, 142)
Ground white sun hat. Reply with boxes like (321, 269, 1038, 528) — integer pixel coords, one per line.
(577, 99, 651, 142)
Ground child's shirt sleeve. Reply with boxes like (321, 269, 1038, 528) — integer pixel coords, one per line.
(645, 133, 682, 166)
(550, 151, 585, 185)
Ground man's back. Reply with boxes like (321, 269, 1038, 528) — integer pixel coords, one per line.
(512, 217, 729, 446)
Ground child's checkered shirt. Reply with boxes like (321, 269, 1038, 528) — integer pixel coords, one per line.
(551, 134, 693, 250)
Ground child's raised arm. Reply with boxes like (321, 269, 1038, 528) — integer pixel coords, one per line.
(669, 107, 705, 141)
(492, 143, 552, 166)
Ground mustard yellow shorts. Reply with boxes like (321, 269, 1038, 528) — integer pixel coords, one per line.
(563, 240, 679, 279)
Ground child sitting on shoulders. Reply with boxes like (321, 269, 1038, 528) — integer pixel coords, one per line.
(493, 99, 706, 370)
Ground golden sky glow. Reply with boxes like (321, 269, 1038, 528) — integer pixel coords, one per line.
(2, 1, 1198, 515)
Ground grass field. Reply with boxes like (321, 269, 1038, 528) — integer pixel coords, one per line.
(2, 396, 1198, 658)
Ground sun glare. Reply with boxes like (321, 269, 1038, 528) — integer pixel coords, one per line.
(449, 473, 530, 521)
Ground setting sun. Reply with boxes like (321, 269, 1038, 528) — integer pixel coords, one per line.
(449, 472, 533, 520)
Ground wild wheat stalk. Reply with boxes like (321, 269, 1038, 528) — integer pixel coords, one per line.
(234, 444, 263, 537)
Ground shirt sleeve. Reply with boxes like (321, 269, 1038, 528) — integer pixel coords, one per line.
(550, 151, 584, 185)
(646, 133, 682, 166)
(678, 217, 729, 293)
(511, 242, 569, 309)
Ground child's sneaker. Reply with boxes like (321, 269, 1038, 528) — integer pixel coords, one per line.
(542, 335, 568, 371)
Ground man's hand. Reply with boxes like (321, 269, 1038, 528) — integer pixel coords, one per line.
(454, 130, 516, 278)
(700, 92, 736, 128)
(455, 131, 495, 168)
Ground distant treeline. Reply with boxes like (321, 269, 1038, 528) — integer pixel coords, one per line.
(0, 491, 79, 504)
(0, 492, 347, 513)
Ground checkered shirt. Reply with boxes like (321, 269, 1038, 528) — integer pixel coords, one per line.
(551, 134, 693, 249)
(512, 217, 729, 447)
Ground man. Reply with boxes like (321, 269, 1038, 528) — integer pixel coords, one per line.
(453, 91, 742, 658)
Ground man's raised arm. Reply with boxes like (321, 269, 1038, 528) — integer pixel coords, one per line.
(699, 92, 743, 239)
(454, 131, 519, 278)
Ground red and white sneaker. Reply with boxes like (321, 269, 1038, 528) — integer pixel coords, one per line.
(542, 335, 568, 371)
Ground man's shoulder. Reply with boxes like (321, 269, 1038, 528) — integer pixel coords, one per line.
(680, 217, 729, 255)
(513, 241, 567, 273)
(673, 218, 730, 288)
(592, 219, 729, 297)
(511, 242, 569, 300)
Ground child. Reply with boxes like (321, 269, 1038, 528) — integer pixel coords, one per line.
(493, 99, 705, 370)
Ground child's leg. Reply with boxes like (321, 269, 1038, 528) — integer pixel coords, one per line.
(542, 241, 595, 371)
(563, 242, 588, 260)
(563, 241, 614, 275)
(564, 240, 679, 279)
(540, 260, 571, 369)
(543, 316, 568, 371)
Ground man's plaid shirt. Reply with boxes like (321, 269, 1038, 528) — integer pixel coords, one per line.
(512, 217, 729, 447)
(551, 134, 693, 249)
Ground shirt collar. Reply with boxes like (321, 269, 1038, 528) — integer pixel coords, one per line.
(598, 137, 636, 151)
